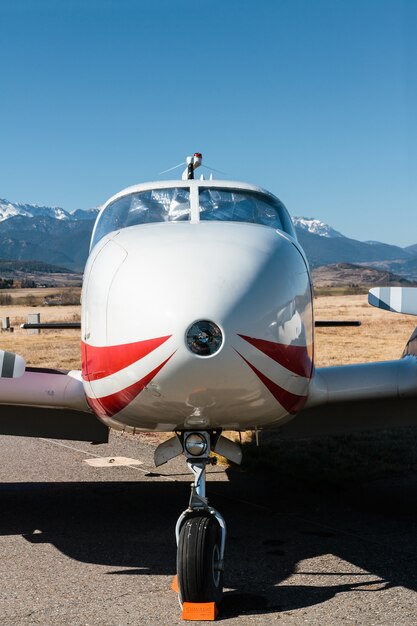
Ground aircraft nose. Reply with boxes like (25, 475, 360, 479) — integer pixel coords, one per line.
(104, 221, 310, 352)
(83, 221, 313, 430)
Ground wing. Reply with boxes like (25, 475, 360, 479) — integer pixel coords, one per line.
(279, 356, 417, 438)
(0, 354, 108, 443)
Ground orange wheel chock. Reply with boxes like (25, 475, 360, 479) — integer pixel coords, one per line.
(171, 575, 179, 593)
(182, 602, 218, 621)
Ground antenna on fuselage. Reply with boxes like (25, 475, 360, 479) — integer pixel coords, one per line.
(182, 153, 202, 180)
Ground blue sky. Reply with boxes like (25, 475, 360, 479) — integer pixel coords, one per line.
(1, 0, 416, 246)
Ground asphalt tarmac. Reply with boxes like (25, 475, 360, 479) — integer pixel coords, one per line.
(1, 431, 416, 626)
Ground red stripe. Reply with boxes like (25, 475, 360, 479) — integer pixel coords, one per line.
(87, 353, 175, 417)
(82, 335, 171, 381)
(235, 350, 307, 414)
(238, 334, 313, 378)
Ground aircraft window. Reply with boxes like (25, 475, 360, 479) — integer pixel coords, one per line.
(92, 187, 190, 248)
(199, 188, 296, 236)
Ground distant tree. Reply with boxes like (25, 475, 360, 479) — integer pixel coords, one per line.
(21, 279, 37, 288)
(0, 278, 14, 289)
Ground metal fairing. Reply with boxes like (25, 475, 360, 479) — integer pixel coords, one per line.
(81, 220, 314, 431)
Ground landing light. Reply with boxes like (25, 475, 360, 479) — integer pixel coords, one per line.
(184, 432, 208, 456)
(186, 320, 223, 357)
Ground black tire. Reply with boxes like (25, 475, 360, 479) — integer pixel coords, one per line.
(177, 514, 223, 604)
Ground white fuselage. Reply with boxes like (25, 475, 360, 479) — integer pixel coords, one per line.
(81, 180, 314, 432)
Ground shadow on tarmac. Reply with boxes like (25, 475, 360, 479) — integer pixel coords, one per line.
(1, 464, 416, 619)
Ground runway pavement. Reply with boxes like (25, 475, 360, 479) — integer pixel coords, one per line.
(0, 431, 416, 625)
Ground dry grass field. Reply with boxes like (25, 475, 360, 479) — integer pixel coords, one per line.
(0, 293, 416, 370)
(314, 294, 417, 365)
(0, 304, 81, 370)
(0, 288, 74, 302)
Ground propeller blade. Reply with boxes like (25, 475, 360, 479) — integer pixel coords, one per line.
(369, 287, 417, 316)
(0, 350, 26, 378)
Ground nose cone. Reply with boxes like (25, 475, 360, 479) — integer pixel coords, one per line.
(107, 222, 306, 342)
(83, 222, 313, 430)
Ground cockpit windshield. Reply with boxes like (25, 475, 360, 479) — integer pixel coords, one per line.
(91, 184, 296, 250)
(92, 187, 190, 249)
(199, 188, 295, 236)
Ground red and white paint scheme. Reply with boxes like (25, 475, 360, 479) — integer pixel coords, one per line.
(2, 154, 417, 615)
(81, 178, 314, 434)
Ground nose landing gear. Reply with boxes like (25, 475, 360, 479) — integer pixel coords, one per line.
(176, 453, 226, 609)
(154, 429, 242, 620)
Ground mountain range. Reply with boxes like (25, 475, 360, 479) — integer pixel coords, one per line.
(0, 198, 98, 222)
(293, 216, 417, 280)
(0, 199, 99, 272)
(292, 217, 345, 239)
(0, 198, 417, 279)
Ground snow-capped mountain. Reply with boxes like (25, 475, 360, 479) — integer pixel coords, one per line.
(292, 216, 345, 238)
(0, 197, 100, 271)
(0, 198, 99, 222)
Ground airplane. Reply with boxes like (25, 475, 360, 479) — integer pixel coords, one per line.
(1, 153, 417, 620)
